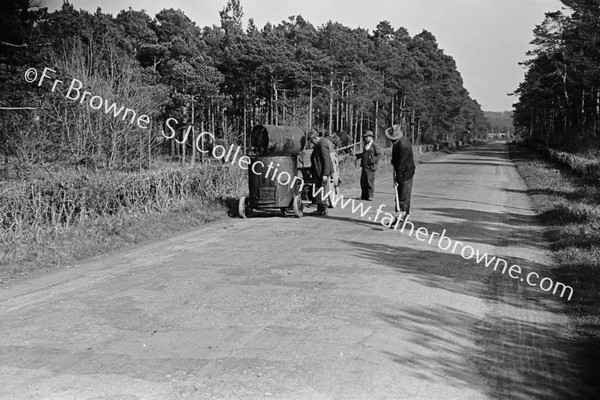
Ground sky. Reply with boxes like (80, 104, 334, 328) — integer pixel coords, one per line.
(44, 0, 567, 111)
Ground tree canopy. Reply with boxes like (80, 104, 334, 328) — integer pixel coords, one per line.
(1, 0, 489, 173)
(513, 0, 600, 150)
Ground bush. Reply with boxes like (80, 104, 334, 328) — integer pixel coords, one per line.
(0, 164, 247, 235)
(528, 143, 600, 183)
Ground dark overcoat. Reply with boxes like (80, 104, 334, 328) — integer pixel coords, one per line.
(357, 142, 382, 171)
(391, 137, 416, 182)
(310, 138, 334, 179)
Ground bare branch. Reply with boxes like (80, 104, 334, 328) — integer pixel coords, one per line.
(0, 41, 28, 48)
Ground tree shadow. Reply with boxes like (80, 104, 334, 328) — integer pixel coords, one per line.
(416, 207, 548, 250)
(458, 148, 513, 159)
(341, 239, 560, 310)
(413, 194, 533, 212)
(378, 305, 592, 400)
(341, 239, 596, 399)
(420, 146, 516, 166)
(420, 161, 515, 167)
(308, 213, 388, 230)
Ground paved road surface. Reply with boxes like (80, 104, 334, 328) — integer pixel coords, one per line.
(0, 143, 589, 399)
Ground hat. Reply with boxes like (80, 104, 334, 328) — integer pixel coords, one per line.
(385, 124, 404, 141)
(307, 129, 318, 140)
(363, 130, 374, 138)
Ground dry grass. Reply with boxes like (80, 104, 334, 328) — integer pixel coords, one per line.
(0, 199, 226, 281)
(0, 163, 246, 281)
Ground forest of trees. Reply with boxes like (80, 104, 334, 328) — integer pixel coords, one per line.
(514, 0, 600, 151)
(484, 111, 514, 135)
(0, 0, 489, 174)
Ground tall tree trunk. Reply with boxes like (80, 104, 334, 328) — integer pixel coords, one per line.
(411, 109, 415, 144)
(252, 86, 257, 128)
(269, 80, 274, 125)
(359, 108, 364, 135)
(345, 100, 349, 132)
(243, 92, 247, 154)
(349, 103, 354, 141)
(374, 100, 379, 139)
(210, 100, 215, 134)
(354, 106, 359, 141)
(391, 95, 395, 126)
(336, 100, 341, 132)
(274, 80, 279, 126)
(191, 97, 196, 167)
(200, 121, 205, 162)
(282, 90, 287, 124)
(401, 95, 407, 121)
(308, 74, 313, 131)
(329, 75, 334, 135)
(180, 129, 186, 167)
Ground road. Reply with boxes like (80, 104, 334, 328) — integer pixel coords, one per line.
(0, 143, 590, 399)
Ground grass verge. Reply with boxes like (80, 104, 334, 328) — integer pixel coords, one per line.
(0, 162, 247, 282)
(0, 199, 228, 282)
(508, 143, 600, 388)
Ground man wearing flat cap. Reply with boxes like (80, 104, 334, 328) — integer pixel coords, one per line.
(307, 129, 333, 216)
(356, 130, 381, 201)
(385, 124, 415, 224)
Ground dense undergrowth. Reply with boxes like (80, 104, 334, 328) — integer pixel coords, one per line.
(1, 164, 245, 229)
(527, 143, 600, 183)
(0, 163, 246, 280)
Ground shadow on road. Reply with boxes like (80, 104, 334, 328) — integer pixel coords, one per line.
(413, 193, 533, 212)
(421, 161, 514, 167)
(459, 147, 513, 159)
(342, 238, 594, 400)
(326, 143, 597, 398)
(342, 239, 557, 311)
(415, 207, 547, 250)
(377, 304, 588, 400)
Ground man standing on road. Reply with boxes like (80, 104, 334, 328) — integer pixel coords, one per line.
(308, 130, 333, 216)
(386, 124, 415, 224)
(355, 130, 381, 201)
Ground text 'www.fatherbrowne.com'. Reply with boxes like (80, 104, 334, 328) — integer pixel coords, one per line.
(311, 184, 574, 301)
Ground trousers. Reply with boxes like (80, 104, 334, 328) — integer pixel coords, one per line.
(395, 177, 413, 215)
(360, 168, 375, 200)
(314, 180, 328, 212)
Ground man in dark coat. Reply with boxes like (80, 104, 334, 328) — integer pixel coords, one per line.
(308, 130, 333, 215)
(386, 124, 415, 223)
(355, 130, 381, 200)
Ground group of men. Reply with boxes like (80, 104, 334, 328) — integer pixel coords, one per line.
(306, 124, 415, 225)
